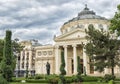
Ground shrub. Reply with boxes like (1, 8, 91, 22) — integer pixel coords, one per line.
(34, 74, 44, 79)
(82, 76, 100, 82)
(26, 79, 48, 83)
(71, 75, 82, 83)
(28, 76, 34, 79)
(0, 74, 9, 84)
(104, 74, 115, 82)
(108, 80, 115, 84)
(46, 74, 59, 84)
(65, 76, 72, 83)
(59, 75, 66, 84)
(72, 75, 79, 83)
(11, 77, 25, 82)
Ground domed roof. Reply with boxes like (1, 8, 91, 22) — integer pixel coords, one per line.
(64, 4, 107, 25)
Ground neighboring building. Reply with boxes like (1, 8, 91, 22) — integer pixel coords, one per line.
(16, 5, 120, 77)
(15, 41, 36, 77)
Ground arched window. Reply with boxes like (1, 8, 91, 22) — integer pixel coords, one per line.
(43, 51, 47, 56)
(38, 51, 41, 56)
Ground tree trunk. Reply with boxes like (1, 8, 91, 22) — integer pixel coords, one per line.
(111, 67, 114, 76)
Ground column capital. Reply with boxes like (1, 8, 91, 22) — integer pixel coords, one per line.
(55, 45, 59, 49)
(72, 44, 77, 47)
(63, 45, 67, 48)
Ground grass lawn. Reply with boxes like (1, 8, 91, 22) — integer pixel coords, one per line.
(9, 82, 115, 84)
(82, 82, 120, 84)
(10, 82, 120, 84)
(10, 82, 47, 84)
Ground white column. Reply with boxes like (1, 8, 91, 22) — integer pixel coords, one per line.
(72, 44, 77, 74)
(20, 51, 23, 70)
(83, 46, 89, 74)
(55, 45, 59, 74)
(63, 45, 68, 74)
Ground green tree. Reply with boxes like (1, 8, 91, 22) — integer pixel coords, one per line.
(77, 56, 81, 75)
(60, 50, 66, 75)
(0, 39, 4, 62)
(110, 4, 120, 36)
(85, 25, 120, 76)
(12, 38, 24, 70)
(76, 56, 82, 82)
(59, 50, 66, 84)
(0, 38, 23, 69)
(0, 30, 14, 82)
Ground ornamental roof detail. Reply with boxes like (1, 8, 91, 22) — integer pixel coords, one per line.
(54, 28, 86, 41)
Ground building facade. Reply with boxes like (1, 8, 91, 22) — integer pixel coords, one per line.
(16, 5, 120, 77)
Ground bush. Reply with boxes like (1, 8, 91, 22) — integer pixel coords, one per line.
(71, 75, 82, 83)
(59, 75, 66, 84)
(46, 74, 59, 84)
(28, 76, 34, 79)
(115, 78, 120, 81)
(34, 74, 44, 79)
(108, 80, 115, 84)
(82, 76, 100, 82)
(104, 74, 115, 82)
(26, 79, 48, 83)
(65, 76, 72, 83)
(0, 74, 9, 84)
(11, 77, 25, 82)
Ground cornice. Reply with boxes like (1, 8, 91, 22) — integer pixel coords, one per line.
(61, 19, 110, 31)
(36, 57, 54, 61)
(35, 45, 54, 50)
(55, 37, 86, 42)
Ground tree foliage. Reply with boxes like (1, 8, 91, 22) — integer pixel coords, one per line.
(110, 4, 120, 36)
(59, 50, 66, 84)
(85, 25, 120, 76)
(0, 74, 8, 84)
(77, 56, 81, 75)
(0, 39, 4, 62)
(0, 38, 23, 70)
(0, 30, 14, 82)
(60, 50, 66, 75)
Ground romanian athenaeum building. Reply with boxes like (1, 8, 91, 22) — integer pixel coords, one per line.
(15, 5, 119, 77)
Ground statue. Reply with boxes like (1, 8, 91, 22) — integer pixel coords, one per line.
(46, 62, 50, 75)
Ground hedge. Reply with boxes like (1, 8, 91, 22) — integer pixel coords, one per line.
(26, 79, 49, 83)
(82, 76, 102, 82)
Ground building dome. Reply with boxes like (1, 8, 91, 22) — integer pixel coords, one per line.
(64, 4, 107, 25)
(61, 4, 109, 34)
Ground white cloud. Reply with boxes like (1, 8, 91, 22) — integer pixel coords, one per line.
(0, 0, 119, 44)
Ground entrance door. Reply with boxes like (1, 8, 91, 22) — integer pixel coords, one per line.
(71, 59, 74, 74)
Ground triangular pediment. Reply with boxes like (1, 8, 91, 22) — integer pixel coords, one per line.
(54, 28, 86, 41)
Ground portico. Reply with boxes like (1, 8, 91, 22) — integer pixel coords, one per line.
(54, 42, 89, 75)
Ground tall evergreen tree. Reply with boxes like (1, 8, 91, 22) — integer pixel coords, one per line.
(60, 50, 66, 75)
(0, 30, 14, 82)
(77, 56, 81, 75)
(110, 4, 120, 36)
(59, 50, 66, 84)
(85, 25, 120, 76)
(0, 39, 4, 62)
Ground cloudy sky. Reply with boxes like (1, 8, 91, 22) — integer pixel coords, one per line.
(0, 0, 120, 44)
